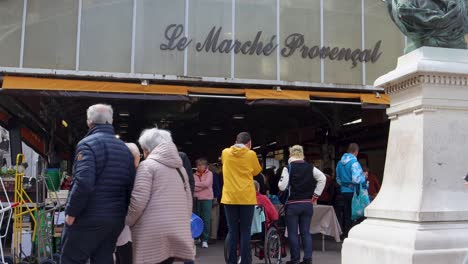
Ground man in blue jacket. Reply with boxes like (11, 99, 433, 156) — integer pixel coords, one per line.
(61, 104, 136, 264)
(336, 143, 366, 238)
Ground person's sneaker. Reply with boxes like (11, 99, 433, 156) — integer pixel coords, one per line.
(300, 259, 312, 264)
(202, 241, 209, 248)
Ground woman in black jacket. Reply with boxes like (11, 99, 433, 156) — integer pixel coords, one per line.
(278, 145, 326, 264)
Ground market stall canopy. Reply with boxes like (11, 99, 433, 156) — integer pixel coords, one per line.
(1, 76, 389, 105)
(1, 76, 190, 101)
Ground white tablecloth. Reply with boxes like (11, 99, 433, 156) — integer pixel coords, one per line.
(310, 205, 342, 242)
(275, 204, 342, 242)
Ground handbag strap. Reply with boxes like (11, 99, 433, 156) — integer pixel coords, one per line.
(176, 168, 188, 192)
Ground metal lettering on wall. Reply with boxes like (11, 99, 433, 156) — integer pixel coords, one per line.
(160, 24, 383, 68)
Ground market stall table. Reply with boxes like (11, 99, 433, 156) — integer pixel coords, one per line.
(275, 204, 342, 251)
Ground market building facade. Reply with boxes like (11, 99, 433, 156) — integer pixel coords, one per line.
(0, 0, 403, 183)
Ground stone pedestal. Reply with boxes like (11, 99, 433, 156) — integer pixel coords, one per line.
(342, 47, 468, 264)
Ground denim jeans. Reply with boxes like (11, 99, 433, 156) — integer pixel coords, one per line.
(286, 203, 314, 262)
(224, 205, 255, 264)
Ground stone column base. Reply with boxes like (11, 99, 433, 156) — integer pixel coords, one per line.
(342, 47, 468, 264)
(343, 219, 468, 264)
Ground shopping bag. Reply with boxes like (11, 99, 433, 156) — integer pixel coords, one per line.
(351, 184, 370, 221)
(191, 213, 204, 238)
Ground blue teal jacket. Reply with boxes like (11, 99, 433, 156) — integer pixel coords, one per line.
(65, 125, 135, 222)
(336, 153, 366, 193)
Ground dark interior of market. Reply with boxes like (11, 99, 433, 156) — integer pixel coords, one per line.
(0, 91, 389, 182)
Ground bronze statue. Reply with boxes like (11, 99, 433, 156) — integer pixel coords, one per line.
(386, 0, 467, 52)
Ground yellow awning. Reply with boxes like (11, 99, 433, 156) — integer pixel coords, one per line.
(310, 91, 362, 99)
(188, 87, 245, 95)
(1, 76, 389, 105)
(360, 93, 390, 105)
(245, 89, 311, 101)
(2, 76, 189, 95)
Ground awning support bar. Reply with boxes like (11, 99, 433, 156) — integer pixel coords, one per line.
(188, 93, 363, 105)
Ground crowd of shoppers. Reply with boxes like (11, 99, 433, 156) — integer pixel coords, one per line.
(61, 104, 379, 264)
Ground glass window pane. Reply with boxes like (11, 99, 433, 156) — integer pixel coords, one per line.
(365, 0, 404, 85)
(0, 0, 23, 67)
(80, 0, 133, 73)
(135, 0, 185, 75)
(187, 0, 232, 78)
(280, 0, 321, 83)
(324, 0, 362, 85)
(235, 0, 276, 80)
(22, 142, 39, 178)
(24, 0, 78, 70)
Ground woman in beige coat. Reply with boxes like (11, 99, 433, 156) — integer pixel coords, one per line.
(126, 128, 194, 264)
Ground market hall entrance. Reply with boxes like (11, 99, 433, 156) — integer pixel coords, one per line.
(0, 79, 389, 263)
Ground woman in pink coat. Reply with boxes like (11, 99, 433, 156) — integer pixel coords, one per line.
(194, 158, 214, 248)
(126, 128, 194, 264)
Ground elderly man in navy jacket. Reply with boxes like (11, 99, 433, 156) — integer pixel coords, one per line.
(61, 104, 136, 264)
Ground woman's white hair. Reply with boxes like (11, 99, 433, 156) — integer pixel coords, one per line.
(87, 104, 113, 125)
(289, 145, 305, 160)
(138, 128, 173, 152)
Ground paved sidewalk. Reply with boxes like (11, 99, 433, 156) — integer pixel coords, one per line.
(195, 237, 341, 264)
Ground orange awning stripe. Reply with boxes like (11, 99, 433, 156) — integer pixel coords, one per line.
(245, 89, 311, 101)
(2, 76, 189, 95)
(360, 93, 390, 105)
(188, 87, 245, 95)
(20, 127, 46, 155)
(2, 76, 389, 105)
(310, 91, 362, 99)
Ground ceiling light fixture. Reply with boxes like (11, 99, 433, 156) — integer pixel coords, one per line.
(119, 111, 130, 117)
(210, 126, 222, 131)
(343, 119, 362, 126)
(267, 141, 277, 146)
(253, 146, 261, 150)
(115, 135, 120, 139)
(61, 120, 68, 128)
(233, 114, 245, 120)
(197, 131, 207, 136)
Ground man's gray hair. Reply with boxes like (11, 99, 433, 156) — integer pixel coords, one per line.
(138, 128, 173, 153)
(87, 104, 113, 125)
